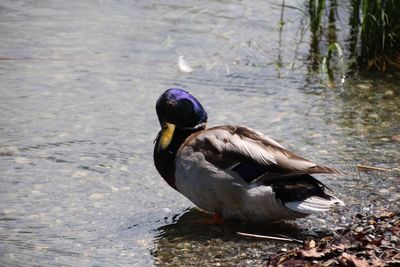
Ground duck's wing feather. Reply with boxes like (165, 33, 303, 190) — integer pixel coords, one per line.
(182, 125, 339, 185)
(178, 125, 344, 215)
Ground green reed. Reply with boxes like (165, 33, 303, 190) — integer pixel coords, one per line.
(357, 0, 400, 71)
(308, 0, 400, 74)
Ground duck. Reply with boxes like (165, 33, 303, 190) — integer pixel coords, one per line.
(153, 88, 344, 223)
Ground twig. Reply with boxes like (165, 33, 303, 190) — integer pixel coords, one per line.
(236, 231, 304, 244)
(357, 164, 392, 172)
(0, 57, 17, 60)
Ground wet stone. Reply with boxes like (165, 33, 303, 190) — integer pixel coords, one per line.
(384, 90, 394, 98)
(355, 227, 364, 233)
(364, 225, 375, 234)
(356, 84, 371, 90)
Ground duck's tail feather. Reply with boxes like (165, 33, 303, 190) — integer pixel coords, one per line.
(284, 195, 345, 215)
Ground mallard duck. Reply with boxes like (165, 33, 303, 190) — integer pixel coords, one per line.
(153, 88, 344, 222)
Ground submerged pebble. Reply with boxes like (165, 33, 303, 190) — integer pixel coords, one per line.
(88, 193, 106, 200)
(384, 90, 394, 97)
(356, 84, 371, 90)
(355, 227, 364, 233)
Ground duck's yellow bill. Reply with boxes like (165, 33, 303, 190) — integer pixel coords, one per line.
(159, 122, 176, 150)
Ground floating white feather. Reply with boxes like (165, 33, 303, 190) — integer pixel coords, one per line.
(178, 55, 193, 73)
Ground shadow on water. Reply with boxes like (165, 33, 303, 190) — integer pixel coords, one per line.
(150, 208, 306, 266)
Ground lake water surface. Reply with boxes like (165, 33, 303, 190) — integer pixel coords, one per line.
(1, 1, 399, 266)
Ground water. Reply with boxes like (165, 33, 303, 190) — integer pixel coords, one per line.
(1, 1, 399, 266)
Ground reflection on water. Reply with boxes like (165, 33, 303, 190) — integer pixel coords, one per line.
(0, 0, 399, 266)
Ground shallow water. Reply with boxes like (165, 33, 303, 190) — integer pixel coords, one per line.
(0, 1, 399, 266)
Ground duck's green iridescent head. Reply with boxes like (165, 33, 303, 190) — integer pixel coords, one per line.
(156, 88, 208, 150)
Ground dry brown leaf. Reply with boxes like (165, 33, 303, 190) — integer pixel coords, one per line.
(302, 248, 326, 258)
(320, 236, 334, 243)
(278, 259, 307, 266)
(322, 259, 337, 266)
(332, 243, 346, 251)
(277, 249, 299, 265)
(370, 257, 386, 267)
(393, 252, 400, 260)
(269, 212, 400, 266)
(391, 134, 400, 142)
(339, 253, 369, 267)
(378, 211, 395, 219)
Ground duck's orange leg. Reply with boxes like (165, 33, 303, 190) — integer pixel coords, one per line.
(201, 212, 224, 225)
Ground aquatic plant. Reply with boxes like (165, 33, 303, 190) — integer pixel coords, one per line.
(356, 0, 400, 72)
(305, 0, 400, 75)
